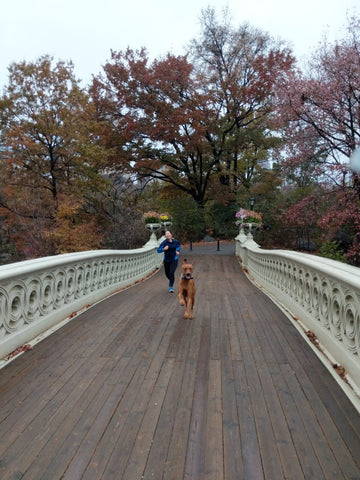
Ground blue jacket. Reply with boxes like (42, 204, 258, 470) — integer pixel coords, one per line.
(157, 238, 180, 262)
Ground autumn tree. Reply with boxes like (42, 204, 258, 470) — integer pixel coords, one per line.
(274, 15, 360, 263)
(276, 15, 360, 182)
(90, 8, 294, 218)
(91, 49, 216, 209)
(188, 7, 293, 192)
(0, 55, 110, 257)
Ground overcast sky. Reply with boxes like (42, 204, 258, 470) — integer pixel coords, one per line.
(1, 0, 359, 89)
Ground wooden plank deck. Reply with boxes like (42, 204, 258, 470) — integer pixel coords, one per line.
(1, 247, 360, 480)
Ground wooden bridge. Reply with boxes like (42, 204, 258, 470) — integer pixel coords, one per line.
(1, 245, 360, 479)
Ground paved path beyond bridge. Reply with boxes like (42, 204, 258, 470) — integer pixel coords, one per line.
(1, 248, 360, 479)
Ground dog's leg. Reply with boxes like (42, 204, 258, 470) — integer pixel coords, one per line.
(184, 298, 189, 319)
(183, 293, 190, 318)
(182, 291, 189, 318)
(189, 297, 194, 319)
(178, 289, 185, 306)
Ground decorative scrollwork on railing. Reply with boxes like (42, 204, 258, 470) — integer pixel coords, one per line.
(236, 232, 360, 384)
(0, 248, 162, 358)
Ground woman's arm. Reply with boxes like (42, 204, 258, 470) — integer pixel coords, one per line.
(157, 241, 166, 253)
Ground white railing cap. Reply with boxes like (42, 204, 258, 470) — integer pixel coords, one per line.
(0, 246, 157, 282)
(246, 245, 360, 288)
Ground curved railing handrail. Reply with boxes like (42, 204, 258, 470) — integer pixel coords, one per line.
(0, 248, 155, 278)
(0, 244, 162, 361)
(235, 229, 360, 390)
(251, 248, 360, 289)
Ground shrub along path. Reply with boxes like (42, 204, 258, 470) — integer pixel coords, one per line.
(0, 249, 359, 479)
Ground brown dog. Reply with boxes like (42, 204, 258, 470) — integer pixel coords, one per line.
(178, 259, 196, 319)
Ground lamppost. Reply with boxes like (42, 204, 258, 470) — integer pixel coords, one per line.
(249, 197, 255, 211)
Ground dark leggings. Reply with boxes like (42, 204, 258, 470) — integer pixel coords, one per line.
(164, 260, 178, 287)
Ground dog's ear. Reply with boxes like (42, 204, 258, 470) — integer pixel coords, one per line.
(183, 258, 187, 264)
(191, 261, 195, 266)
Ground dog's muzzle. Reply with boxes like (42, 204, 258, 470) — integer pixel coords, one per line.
(184, 273, 193, 280)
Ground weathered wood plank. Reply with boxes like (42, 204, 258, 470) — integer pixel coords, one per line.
(183, 315, 210, 479)
(204, 359, 223, 479)
(234, 360, 265, 480)
(218, 306, 244, 479)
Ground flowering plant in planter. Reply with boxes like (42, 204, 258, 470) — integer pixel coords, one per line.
(160, 212, 172, 222)
(143, 211, 161, 224)
(235, 208, 263, 225)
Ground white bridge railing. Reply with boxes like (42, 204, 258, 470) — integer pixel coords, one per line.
(0, 245, 162, 360)
(236, 228, 360, 390)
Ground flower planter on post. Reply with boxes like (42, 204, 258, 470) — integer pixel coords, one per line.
(145, 223, 162, 245)
(143, 211, 162, 246)
(160, 213, 172, 231)
(161, 221, 172, 229)
(235, 208, 263, 246)
(242, 222, 260, 238)
(142, 212, 173, 246)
